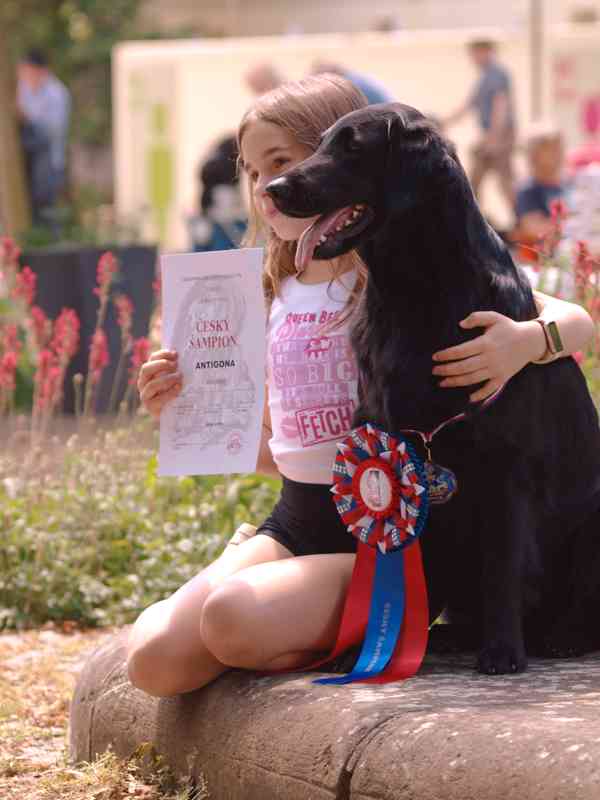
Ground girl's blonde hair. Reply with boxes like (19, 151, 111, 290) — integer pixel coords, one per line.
(237, 73, 369, 319)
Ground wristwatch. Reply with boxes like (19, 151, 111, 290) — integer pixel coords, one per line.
(532, 318, 565, 364)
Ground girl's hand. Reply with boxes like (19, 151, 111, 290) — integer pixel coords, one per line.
(432, 311, 547, 403)
(137, 349, 183, 418)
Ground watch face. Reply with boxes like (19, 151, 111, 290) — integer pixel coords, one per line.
(547, 320, 564, 354)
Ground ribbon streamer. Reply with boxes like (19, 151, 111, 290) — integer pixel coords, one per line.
(315, 424, 430, 685)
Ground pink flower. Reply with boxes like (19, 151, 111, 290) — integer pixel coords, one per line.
(573, 350, 584, 365)
(0, 237, 21, 266)
(12, 266, 37, 306)
(2, 324, 20, 354)
(89, 329, 110, 383)
(129, 337, 150, 385)
(114, 294, 134, 340)
(29, 306, 52, 350)
(52, 308, 80, 361)
(35, 349, 62, 411)
(94, 251, 118, 299)
(574, 240, 595, 298)
(0, 351, 18, 391)
(550, 198, 568, 223)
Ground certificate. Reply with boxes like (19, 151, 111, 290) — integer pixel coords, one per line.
(158, 248, 265, 476)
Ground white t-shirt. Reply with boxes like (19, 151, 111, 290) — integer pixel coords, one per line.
(267, 270, 359, 484)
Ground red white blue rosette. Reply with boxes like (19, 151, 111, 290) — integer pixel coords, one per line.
(331, 423, 429, 552)
(313, 423, 430, 686)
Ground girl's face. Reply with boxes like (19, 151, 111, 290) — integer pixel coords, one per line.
(241, 120, 319, 242)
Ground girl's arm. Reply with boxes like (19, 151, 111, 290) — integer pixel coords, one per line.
(431, 292, 595, 402)
(256, 384, 280, 478)
(532, 290, 595, 357)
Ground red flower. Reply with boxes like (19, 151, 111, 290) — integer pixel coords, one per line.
(29, 306, 52, 350)
(52, 308, 80, 361)
(12, 266, 37, 306)
(2, 324, 20, 354)
(129, 337, 151, 385)
(114, 294, 134, 339)
(0, 351, 18, 391)
(35, 349, 62, 411)
(152, 276, 162, 299)
(94, 251, 118, 299)
(550, 198, 568, 223)
(0, 237, 21, 266)
(89, 329, 110, 383)
(574, 240, 595, 297)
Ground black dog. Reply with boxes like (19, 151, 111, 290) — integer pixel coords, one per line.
(266, 103, 600, 675)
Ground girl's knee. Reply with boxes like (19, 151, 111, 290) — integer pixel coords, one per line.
(126, 630, 176, 697)
(126, 602, 189, 696)
(200, 583, 261, 668)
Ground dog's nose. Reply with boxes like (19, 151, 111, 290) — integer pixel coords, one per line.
(265, 177, 292, 204)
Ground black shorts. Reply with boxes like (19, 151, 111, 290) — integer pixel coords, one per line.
(257, 475, 358, 557)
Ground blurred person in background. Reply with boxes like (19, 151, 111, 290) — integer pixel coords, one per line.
(244, 63, 285, 96)
(442, 39, 516, 218)
(514, 123, 566, 250)
(17, 48, 71, 223)
(188, 135, 247, 252)
(310, 60, 393, 105)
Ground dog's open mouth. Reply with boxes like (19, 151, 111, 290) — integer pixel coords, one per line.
(295, 204, 373, 272)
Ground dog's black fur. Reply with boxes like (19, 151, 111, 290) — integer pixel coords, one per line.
(266, 103, 600, 674)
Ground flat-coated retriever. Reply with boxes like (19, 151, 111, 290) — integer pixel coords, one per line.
(266, 103, 600, 675)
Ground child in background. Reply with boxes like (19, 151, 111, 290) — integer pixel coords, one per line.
(514, 123, 566, 254)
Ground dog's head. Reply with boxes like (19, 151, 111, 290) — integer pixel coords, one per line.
(265, 102, 458, 271)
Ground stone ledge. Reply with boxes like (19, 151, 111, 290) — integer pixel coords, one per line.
(70, 631, 600, 799)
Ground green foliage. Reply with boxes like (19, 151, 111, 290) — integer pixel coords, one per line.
(2, 0, 143, 147)
(0, 422, 280, 629)
(1, 1, 200, 148)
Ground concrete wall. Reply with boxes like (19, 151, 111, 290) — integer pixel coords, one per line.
(113, 25, 600, 249)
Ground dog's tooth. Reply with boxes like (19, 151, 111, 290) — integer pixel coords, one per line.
(344, 219, 352, 227)
(319, 235, 327, 243)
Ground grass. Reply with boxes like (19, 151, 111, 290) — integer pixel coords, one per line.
(0, 626, 208, 800)
(0, 417, 280, 630)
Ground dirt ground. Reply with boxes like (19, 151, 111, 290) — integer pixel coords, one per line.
(0, 626, 199, 800)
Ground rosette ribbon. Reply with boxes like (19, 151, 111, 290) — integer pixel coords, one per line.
(313, 423, 430, 685)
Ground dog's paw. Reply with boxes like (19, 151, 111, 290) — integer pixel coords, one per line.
(477, 643, 527, 675)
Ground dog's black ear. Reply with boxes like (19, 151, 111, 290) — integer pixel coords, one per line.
(386, 112, 439, 162)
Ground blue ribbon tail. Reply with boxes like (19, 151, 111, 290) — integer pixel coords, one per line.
(314, 548, 405, 685)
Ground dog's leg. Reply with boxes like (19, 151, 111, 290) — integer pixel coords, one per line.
(422, 500, 481, 654)
(536, 506, 600, 658)
(476, 475, 530, 675)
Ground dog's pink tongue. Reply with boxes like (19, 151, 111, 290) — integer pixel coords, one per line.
(295, 218, 326, 273)
(294, 208, 352, 273)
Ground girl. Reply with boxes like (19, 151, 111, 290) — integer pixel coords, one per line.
(127, 74, 594, 697)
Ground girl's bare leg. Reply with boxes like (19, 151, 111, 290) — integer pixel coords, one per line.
(199, 551, 356, 671)
(126, 533, 294, 697)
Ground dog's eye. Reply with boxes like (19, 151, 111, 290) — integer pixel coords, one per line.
(334, 127, 362, 154)
(344, 131, 362, 153)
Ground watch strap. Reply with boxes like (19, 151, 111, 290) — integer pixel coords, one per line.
(531, 319, 563, 364)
